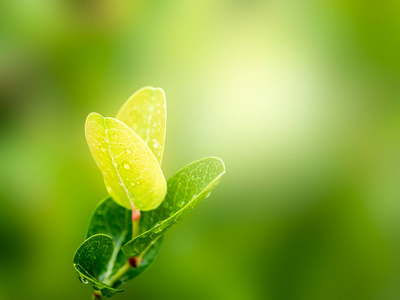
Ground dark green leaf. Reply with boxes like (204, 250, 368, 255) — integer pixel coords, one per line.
(73, 234, 123, 297)
(85, 197, 163, 288)
(113, 236, 163, 287)
(122, 157, 225, 257)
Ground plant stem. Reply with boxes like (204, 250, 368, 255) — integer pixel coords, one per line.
(102, 236, 160, 290)
(132, 219, 139, 239)
(130, 200, 141, 239)
(106, 261, 131, 287)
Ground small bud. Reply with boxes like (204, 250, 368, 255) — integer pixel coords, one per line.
(132, 208, 141, 221)
(93, 291, 102, 299)
(129, 257, 138, 268)
(130, 200, 141, 221)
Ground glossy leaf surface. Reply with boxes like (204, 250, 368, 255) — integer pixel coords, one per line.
(116, 87, 166, 165)
(73, 234, 123, 297)
(123, 157, 225, 257)
(85, 113, 166, 211)
(86, 197, 164, 288)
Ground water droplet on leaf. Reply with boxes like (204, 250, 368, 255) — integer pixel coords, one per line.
(123, 162, 131, 169)
(80, 276, 89, 284)
(152, 139, 159, 148)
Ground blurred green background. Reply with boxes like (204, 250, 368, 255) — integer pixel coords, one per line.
(1, 1, 400, 299)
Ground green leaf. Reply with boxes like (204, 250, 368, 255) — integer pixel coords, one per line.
(73, 234, 123, 297)
(122, 157, 226, 257)
(85, 112, 166, 211)
(113, 236, 163, 288)
(85, 197, 164, 288)
(116, 87, 166, 165)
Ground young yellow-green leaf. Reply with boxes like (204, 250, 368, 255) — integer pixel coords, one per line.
(122, 157, 225, 257)
(73, 234, 123, 297)
(85, 113, 166, 211)
(116, 87, 166, 164)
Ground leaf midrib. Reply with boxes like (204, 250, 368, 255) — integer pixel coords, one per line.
(103, 228, 128, 285)
(103, 117, 131, 204)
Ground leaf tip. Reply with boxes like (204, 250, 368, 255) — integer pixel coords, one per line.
(204, 156, 226, 176)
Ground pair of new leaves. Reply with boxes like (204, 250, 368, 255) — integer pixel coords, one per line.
(73, 87, 225, 297)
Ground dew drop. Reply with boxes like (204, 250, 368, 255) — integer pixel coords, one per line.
(126, 149, 132, 154)
(114, 134, 119, 140)
(177, 201, 184, 208)
(101, 146, 107, 152)
(156, 109, 161, 114)
(136, 180, 140, 185)
(80, 276, 89, 284)
(135, 158, 140, 163)
(152, 139, 159, 148)
(205, 192, 211, 198)
(123, 162, 131, 169)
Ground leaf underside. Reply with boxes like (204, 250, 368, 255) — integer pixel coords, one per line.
(85, 113, 166, 211)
